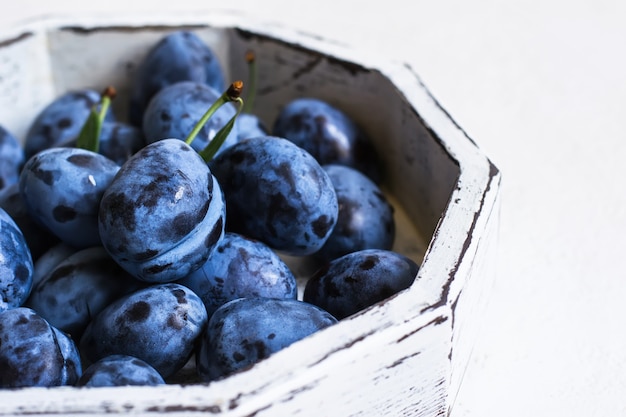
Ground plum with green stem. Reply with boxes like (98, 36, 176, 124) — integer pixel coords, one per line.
(24, 89, 115, 159)
(98, 81, 245, 283)
(142, 81, 240, 156)
(18, 87, 121, 249)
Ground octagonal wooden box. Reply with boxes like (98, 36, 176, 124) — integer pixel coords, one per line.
(0, 11, 500, 417)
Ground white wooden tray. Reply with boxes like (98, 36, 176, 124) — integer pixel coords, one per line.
(0, 11, 501, 417)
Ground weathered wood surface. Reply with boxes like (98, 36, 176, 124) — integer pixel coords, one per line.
(0, 12, 501, 416)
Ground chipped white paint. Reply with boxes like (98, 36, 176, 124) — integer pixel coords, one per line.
(0, 11, 501, 417)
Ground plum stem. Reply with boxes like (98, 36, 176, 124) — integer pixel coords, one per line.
(242, 50, 257, 114)
(198, 95, 244, 162)
(76, 86, 116, 153)
(185, 81, 244, 162)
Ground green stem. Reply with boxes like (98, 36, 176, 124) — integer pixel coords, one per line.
(76, 86, 116, 153)
(184, 81, 244, 162)
(98, 95, 112, 125)
(198, 96, 244, 162)
(184, 81, 244, 147)
(242, 50, 257, 114)
(184, 95, 229, 146)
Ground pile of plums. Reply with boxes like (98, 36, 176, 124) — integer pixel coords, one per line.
(0, 30, 420, 388)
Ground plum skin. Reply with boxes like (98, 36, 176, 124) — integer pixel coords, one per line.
(196, 297, 337, 381)
(176, 232, 297, 318)
(304, 249, 420, 319)
(0, 307, 81, 388)
(0, 207, 34, 313)
(235, 113, 267, 142)
(313, 164, 395, 263)
(272, 97, 380, 182)
(210, 136, 338, 256)
(60, 121, 146, 166)
(24, 89, 115, 159)
(129, 31, 226, 127)
(77, 354, 165, 387)
(142, 81, 239, 155)
(0, 183, 61, 261)
(19, 147, 120, 249)
(98, 138, 225, 283)
(0, 125, 25, 191)
(79, 283, 208, 379)
(25, 246, 143, 342)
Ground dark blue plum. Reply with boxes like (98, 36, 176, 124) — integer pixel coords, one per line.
(24, 89, 115, 159)
(61, 121, 146, 166)
(19, 147, 120, 249)
(98, 139, 225, 283)
(95, 122, 146, 165)
(129, 31, 226, 127)
(0, 125, 24, 191)
(235, 112, 267, 142)
(177, 232, 297, 318)
(0, 207, 33, 313)
(79, 283, 207, 379)
(142, 81, 239, 155)
(26, 246, 143, 341)
(303, 249, 420, 320)
(0, 307, 81, 387)
(209, 136, 338, 256)
(77, 354, 165, 387)
(51, 324, 83, 385)
(314, 164, 395, 262)
(272, 97, 380, 182)
(196, 297, 337, 381)
(0, 183, 60, 261)
(31, 243, 76, 289)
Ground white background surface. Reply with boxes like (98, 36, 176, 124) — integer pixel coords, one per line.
(2, 1, 625, 416)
